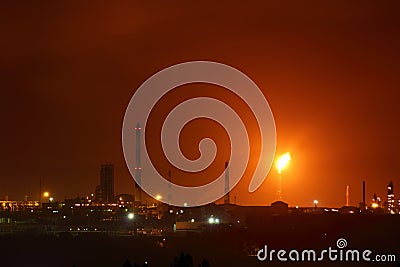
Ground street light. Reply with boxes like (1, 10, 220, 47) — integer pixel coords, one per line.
(42, 191, 51, 205)
(314, 200, 319, 208)
(276, 152, 291, 200)
(208, 216, 220, 224)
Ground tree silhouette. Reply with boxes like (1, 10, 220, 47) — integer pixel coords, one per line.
(122, 260, 148, 267)
(123, 259, 134, 267)
(171, 252, 193, 267)
(199, 258, 210, 267)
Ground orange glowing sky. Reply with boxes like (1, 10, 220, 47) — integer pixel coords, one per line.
(1, 1, 400, 207)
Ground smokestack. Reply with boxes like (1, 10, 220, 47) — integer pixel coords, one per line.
(134, 123, 142, 204)
(362, 181, 366, 209)
(39, 178, 42, 208)
(224, 162, 230, 205)
(168, 170, 172, 205)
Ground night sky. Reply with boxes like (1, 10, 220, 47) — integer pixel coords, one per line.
(1, 1, 400, 207)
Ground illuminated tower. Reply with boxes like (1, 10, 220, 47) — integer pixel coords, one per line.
(345, 185, 349, 206)
(100, 163, 114, 203)
(387, 180, 394, 214)
(134, 123, 142, 204)
(224, 162, 230, 204)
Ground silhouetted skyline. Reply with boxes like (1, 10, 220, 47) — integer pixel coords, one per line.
(1, 2, 400, 208)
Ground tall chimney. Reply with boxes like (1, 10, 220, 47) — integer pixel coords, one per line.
(224, 162, 230, 205)
(134, 123, 142, 204)
(168, 170, 172, 205)
(362, 181, 366, 209)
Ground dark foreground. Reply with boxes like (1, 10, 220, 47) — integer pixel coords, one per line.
(0, 215, 399, 267)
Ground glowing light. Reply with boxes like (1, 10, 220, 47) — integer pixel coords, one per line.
(49, 197, 54, 202)
(208, 217, 219, 224)
(371, 203, 379, 208)
(155, 195, 162, 201)
(128, 213, 134, 220)
(43, 192, 49, 198)
(314, 200, 318, 207)
(276, 152, 291, 174)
